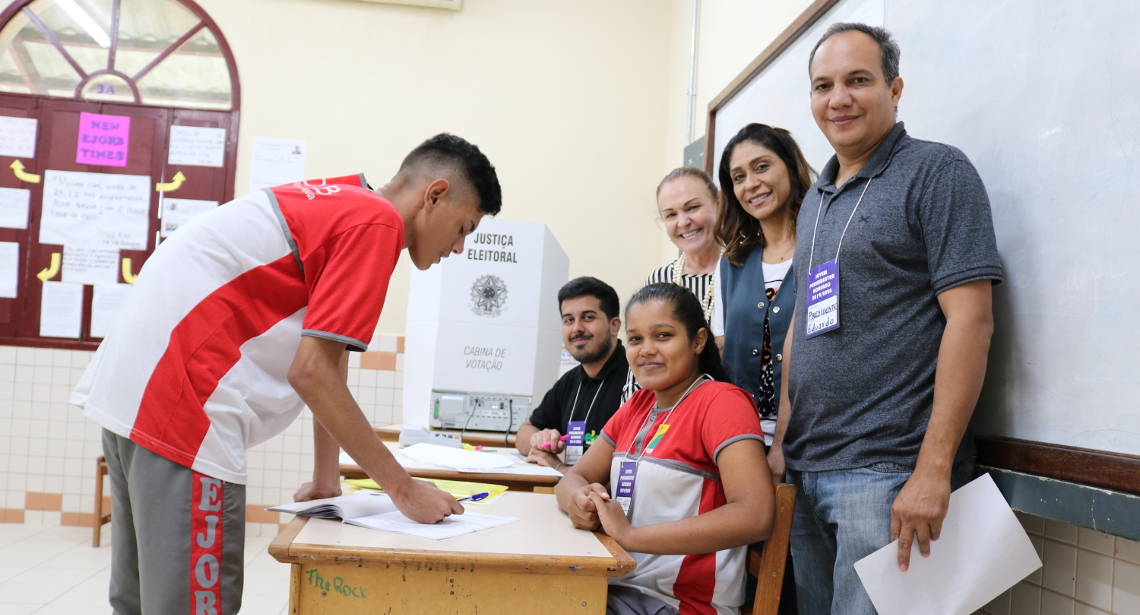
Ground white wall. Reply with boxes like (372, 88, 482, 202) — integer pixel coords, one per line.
(197, 0, 674, 331)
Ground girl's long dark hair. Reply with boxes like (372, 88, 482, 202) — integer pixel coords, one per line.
(626, 283, 728, 383)
(715, 123, 817, 267)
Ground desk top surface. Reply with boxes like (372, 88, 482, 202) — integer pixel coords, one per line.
(340, 441, 561, 485)
(270, 492, 634, 576)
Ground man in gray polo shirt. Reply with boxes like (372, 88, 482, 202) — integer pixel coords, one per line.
(766, 23, 1002, 614)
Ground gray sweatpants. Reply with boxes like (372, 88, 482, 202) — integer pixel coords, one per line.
(102, 429, 246, 615)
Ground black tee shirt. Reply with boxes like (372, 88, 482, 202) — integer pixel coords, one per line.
(528, 341, 630, 443)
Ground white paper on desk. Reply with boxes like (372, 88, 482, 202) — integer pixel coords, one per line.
(90, 283, 132, 338)
(0, 242, 18, 298)
(853, 473, 1041, 615)
(458, 465, 563, 477)
(40, 281, 83, 338)
(346, 511, 517, 540)
(0, 187, 30, 229)
(400, 443, 514, 470)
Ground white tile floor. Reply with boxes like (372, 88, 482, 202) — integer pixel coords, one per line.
(0, 524, 290, 614)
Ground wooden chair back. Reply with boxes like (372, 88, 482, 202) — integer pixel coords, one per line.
(749, 482, 797, 615)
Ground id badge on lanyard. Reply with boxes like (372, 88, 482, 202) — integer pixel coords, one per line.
(805, 179, 872, 339)
(615, 461, 637, 513)
(805, 259, 840, 338)
(565, 420, 587, 465)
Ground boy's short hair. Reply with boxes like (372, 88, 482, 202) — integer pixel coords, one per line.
(400, 133, 502, 215)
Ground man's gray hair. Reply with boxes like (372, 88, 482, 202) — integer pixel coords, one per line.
(809, 22, 901, 84)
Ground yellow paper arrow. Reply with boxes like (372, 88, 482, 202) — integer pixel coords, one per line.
(37, 253, 60, 282)
(10, 160, 40, 184)
(155, 171, 186, 192)
(121, 258, 137, 284)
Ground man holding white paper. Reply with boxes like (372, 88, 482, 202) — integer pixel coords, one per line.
(767, 24, 1003, 615)
(70, 134, 501, 615)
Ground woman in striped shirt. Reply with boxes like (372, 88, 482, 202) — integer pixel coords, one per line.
(645, 167, 722, 324)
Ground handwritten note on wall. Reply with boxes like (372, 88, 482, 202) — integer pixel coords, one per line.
(62, 246, 119, 285)
(76, 112, 130, 167)
(168, 126, 226, 167)
(40, 170, 150, 250)
(0, 116, 37, 159)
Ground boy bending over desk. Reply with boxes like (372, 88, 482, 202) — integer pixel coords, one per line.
(71, 134, 499, 615)
(556, 283, 776, 615)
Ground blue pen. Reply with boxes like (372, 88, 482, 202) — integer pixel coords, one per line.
(469, 492, 490, 502)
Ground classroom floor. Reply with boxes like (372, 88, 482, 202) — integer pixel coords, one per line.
(0, 524, 290, 614)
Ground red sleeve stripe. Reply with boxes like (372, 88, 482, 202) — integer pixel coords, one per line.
(130, 255, 307, 467)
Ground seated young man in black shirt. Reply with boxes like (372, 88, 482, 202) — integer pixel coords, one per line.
(517, 277, 631, 473)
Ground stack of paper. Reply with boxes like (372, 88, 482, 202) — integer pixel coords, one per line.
(347, 511, 517, 540)
(268, 493, 518, 540)
(399, 443, 516, 470)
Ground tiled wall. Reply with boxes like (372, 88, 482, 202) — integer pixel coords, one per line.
(981, 512, 1140, 615)
(0, 336, 405, 538)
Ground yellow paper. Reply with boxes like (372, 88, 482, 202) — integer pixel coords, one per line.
(343, 477, 509, 499)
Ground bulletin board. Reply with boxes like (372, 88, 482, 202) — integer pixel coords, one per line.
(704, 0, 1140, 498)
(0, 94, 238, 350)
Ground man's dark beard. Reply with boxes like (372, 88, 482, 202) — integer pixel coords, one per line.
(570, 334, 614, 365)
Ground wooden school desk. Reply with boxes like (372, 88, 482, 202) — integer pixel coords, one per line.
(269, 492, 635, 614)
(340, 440, 562, 493)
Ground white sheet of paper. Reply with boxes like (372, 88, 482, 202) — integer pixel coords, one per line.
(40, 171, 150, 249)
(160, 197, 217, 237)
(399, 443, 516, 470)
(0, 187, 30, 229)
(346, 511, 518, 540)
(248, 137, 305, 193)
(168, 125, 226, 167)
(853, 474, 1042, 615)
(457, 465, 563, 477)
(62, 246, 119, 285)
(0, 116, 37, 158)
(90, 283, 132, 338)
(0, 242, 19, 298)
(39, 281, 84, 338)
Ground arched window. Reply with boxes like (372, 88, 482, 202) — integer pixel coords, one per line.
(0, 0, 239, 110)
(0, 0, 240, 350)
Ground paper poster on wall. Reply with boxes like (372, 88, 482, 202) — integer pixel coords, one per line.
(76, 112, 130, 167)
(248, 137, 305, 193)
(0, 116, 37, 159)
(91, 283, 133, 338)
(168, 126, 226, 167)
(0, 187, 30, 229)
(40, 281, 83, 338)
(40, 170, 150, 249)
(62, 246, 119, 285)
(0, 241, 19, 298)
(160, 198, 218, 237)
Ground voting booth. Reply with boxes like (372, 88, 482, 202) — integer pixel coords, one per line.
(402, 219, 569, 432)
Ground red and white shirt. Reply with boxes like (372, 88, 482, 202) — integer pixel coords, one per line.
(601, 382, 764, 615)
(72, 174, 402, 484)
